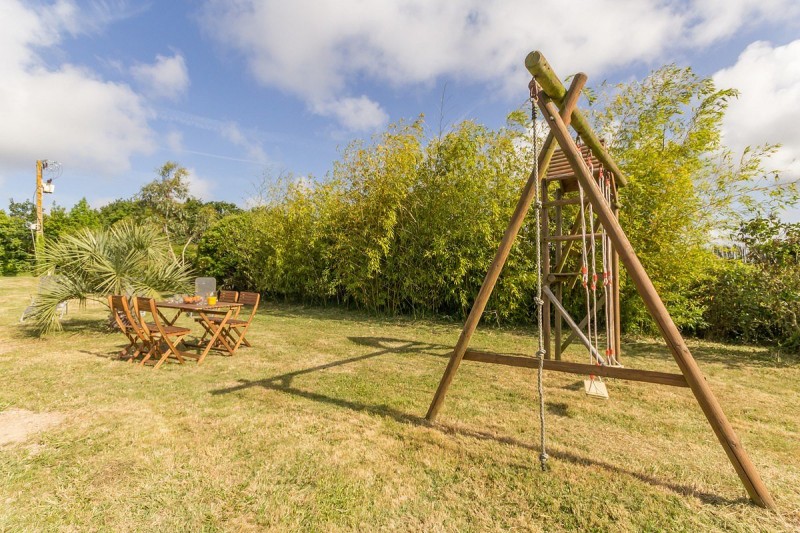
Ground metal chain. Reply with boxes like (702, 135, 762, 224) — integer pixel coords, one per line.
(529, 79, 548, 471)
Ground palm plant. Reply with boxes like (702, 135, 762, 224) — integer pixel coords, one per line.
(29, 221, 193, 335)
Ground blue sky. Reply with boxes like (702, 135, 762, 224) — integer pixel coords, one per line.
(1, 0, 799, 219)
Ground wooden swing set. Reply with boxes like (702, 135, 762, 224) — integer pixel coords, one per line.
(425, 51, 775, 510)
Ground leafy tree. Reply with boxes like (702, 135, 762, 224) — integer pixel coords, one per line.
(196, 209, 283, 293)
(137, 163, 235, 262)
(700, 215, 800, 350)
(43, 204, 71, 238)
(737, 215, 800, 266)
(593, 65, 797, 332)
(180, 199, 241, 263)
(196, 114, 536, 318)
(8, 199, 35, 222)
(202, 200, 241, 218)
(67, 198, 101, 230)
(99, 198, 141, 227)
(1, 199, 37, 273)
(28, 221, 193, 335)
(138, 161, 190, 259)
(44, 198, 101, 238)
(0, 209, 32, 274)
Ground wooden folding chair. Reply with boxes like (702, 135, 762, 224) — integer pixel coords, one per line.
(207, 291, 260, 352)
(195, 289, 239, 343)
(133, 297, 191, 370)
(218, 290, 239, 303)
(108, 295, 148, 361)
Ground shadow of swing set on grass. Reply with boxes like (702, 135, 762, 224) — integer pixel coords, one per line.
(210, 335, 747, 508)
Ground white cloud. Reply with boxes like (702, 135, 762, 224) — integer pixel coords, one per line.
(686, 0, 800, 46)
(131, 53, 190, 101)
(165, 130, 184, 152)
(713, 40, 800, 181)
(200, 0, 798, 131)
(185, 168, 214, 200)
(0, 0, 155, 176)
(311, 96, 388, 132)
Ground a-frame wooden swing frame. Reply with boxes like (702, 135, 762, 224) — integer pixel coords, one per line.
(425, 51, 775, 510)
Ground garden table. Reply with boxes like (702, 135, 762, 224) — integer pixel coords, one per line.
(155, 300, 243, 364)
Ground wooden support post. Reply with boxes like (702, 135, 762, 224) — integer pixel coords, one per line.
(534, 93, 775, 510)
(425, 74, 587, 422)
(612, 202, 622, 361)
(554, 188, 563, 360)
(554, 211, 583, 274)
(541, 177, 551, 358)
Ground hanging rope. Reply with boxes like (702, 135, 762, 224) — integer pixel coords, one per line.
(577, 171, 594, 366)
(586, 153, 602, 365)
(599, 170, 611, 362)
(599, 169, 618, 366)
(529, 78, 548, 471)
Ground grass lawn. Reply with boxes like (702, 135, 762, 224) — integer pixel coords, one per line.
(1, 275, 799, 532)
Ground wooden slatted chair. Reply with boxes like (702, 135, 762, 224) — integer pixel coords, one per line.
(218, 290, 239, 303)
(108, 295, 148, 361)
(208, 291, 260, 352)
(195, 289, 239, 343)
(133, 297, 191, 369)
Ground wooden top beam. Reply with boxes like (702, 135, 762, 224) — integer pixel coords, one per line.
(525, 51, 628, 188)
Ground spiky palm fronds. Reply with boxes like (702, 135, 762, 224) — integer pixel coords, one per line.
(30, 221, 193, 335)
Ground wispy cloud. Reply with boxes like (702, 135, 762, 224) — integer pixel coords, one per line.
(157, 108, 270, 164)
(177, 149, 266, 165)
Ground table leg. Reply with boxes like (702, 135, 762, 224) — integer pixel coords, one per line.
(195, 309, 235, 364)
(158, 308, 183, 326)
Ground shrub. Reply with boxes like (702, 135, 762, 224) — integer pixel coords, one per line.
(701, 258, 800, 350)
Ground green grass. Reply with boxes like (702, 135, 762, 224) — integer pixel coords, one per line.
(1, 275, 799, 532)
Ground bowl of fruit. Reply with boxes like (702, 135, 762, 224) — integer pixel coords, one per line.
(182, 295, 203, 304)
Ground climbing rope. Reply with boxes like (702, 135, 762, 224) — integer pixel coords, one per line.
(577, 170, 595, 366)
(599, 170, 618, 366)
(586, 153, 602, 365)
(529, 79, 548, 471)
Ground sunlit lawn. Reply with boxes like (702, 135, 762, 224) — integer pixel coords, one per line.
(0, 275, 798, 531)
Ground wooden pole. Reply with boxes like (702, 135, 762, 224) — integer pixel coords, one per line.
(541, 178, 551, 358)
(554, 211, 583, 274)
(462, 349, 688, 388)
(35, 160, 44, 238)
(612, 202, 622, 360)
(525, 51, 628, 188)
(554, 188, 563, 360)
(560, 297, 605, 354)
(544, 286, 604, 363)
(425, 74, 587, 422)
(536, 94, 776, 510)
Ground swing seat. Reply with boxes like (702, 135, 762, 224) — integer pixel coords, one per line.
(584, 377, 609, 399)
